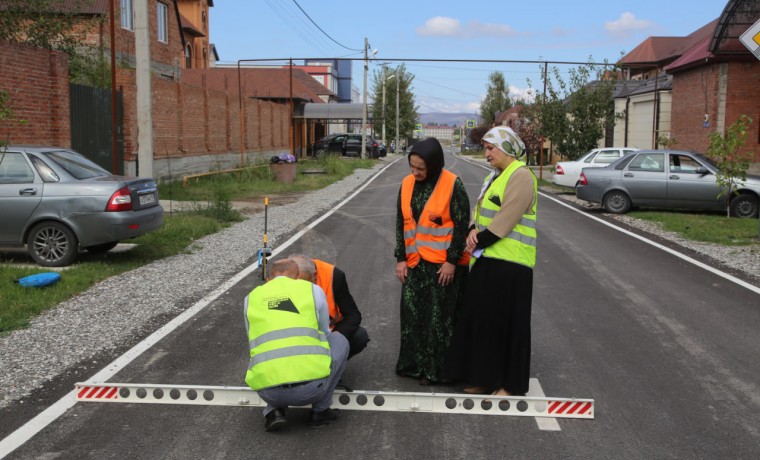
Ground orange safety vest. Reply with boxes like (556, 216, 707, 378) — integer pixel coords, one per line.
(400, 169, 470, 268)
(313, 259, 342, 329)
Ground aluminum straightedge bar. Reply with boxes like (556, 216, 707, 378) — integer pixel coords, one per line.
(75, 383, 593, 419)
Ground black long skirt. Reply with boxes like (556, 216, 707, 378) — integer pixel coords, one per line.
(447, 257, 533, 394)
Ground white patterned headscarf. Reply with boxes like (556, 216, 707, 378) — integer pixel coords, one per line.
(481, 126, 526, 160)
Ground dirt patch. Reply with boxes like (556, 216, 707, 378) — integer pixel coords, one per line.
(231, 191, 310, 215)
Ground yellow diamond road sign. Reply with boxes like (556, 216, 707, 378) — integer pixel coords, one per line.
(740, 19, 760, 60)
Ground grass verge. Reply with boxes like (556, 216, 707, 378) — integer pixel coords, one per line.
(0, 210, 239, 335)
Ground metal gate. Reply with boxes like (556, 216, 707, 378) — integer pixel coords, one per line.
(69, 84, 124, 175)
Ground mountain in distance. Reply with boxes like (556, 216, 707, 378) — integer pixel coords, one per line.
(418, 112, 479, 127)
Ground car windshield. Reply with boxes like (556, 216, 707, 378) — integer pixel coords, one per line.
(43, 150, 110, 179)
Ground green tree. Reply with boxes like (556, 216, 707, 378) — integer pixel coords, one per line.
(708, 115, 755, 217)
(370, 64, 419, 144)
(528, 59, 617, 161)
(0, 0, 110, 87)
(480, 71, 511, 126)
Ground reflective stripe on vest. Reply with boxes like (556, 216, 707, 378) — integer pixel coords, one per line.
(400, 169, 470, 267)
(245, 277, 331, 390)
(474, 161, 538, 268)
(314, 259, 342, 329)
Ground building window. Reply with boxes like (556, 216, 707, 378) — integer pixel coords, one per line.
(185, 44, 193, 68)
(202, 11, 207, 31)
(202, 48, 208, 69)
(157, 2, 168, 43)
(120, 0, 133, 30)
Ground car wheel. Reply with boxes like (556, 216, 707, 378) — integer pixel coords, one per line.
(86, 241, 119, 253)
(602, 190, 632, 214)
(27, 221, 79, 267)
(729, 193, 759, 218)
(315, 148, 328, 159)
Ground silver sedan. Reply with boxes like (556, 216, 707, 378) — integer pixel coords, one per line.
(576, 150, 760, 218)
(0, 146, 164, 266)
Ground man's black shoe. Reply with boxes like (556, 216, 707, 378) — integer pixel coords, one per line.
(264, 408, 287, 432)
(309, 408, 341, 428)
(335, 379, 353, 392)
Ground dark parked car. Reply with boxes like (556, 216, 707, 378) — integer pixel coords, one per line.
(576, 149, 760, 218)
(311, 133, 379, 158)
(0, 146, 164, 266)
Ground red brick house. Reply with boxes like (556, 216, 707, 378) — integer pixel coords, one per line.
(617, 1, 759, 163)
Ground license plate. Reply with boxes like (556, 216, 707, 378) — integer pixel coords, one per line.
(139, 193, 156, 205)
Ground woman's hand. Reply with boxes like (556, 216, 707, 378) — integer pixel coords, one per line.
(396, 261, 408, 283)
(437, 261, 456, 286)
(465, 229, 479, 254)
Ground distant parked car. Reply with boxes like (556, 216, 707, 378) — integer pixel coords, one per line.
(576, 149, 760, 218)
(0, 146, 164, 266)
(377, 141, 387, 157)
(552, 147, 639, 188)
(311, 133, 378, 158)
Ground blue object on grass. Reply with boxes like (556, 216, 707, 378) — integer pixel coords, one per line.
(16, 272, 61, 287)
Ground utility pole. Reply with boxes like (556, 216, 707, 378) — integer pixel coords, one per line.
(361, 37, 369, 159)
(381, 63, 387, 145)
(134, 0, 153, 177)
(395, 67, 400, 156)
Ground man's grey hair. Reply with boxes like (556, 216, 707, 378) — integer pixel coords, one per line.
(288, 254, 316, 280)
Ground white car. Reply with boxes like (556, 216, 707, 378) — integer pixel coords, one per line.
(552, 147, 639, 188)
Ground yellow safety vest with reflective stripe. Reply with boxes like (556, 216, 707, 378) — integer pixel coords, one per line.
(474, 160, 537, 268)
(245, 277, 331, 390)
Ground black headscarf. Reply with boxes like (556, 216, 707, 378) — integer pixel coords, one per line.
(408, 137, 444, 183)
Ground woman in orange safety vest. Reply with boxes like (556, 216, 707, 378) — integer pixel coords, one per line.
(393, 137, 471, 385)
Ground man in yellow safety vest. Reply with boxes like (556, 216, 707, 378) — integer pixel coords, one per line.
(244, 259, 349, 431)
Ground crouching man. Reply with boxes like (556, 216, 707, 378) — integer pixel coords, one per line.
(244, 259, 349, 432)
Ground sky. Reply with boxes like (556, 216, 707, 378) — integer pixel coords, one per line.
(210, 0, 727, 114)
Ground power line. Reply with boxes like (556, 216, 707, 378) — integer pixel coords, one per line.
(291, 0, 363, 52)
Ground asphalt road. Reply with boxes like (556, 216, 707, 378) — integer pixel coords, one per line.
(3, 148, 760, 459)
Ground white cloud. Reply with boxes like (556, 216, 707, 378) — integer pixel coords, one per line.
(417, 17, 517, 38)
(417, 17, 463, 37)
(510, 86, 535, 104)
(604, 12, 655, 37)
(471, 21, 517, 37)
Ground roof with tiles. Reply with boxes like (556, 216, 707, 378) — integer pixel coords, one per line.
(619, 19, 719, 68)
(183, 68, 329, 103)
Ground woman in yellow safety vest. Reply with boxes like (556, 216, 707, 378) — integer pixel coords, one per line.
(447, 126, 537, 397)
(394, 137, 471, 385)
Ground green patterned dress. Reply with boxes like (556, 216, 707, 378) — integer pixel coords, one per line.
(394, 176, 470, 383)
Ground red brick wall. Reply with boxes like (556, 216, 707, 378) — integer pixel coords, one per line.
(0, 41, 70, 146)
(671, 61, 760, 161)
(116, 68, 290, 165)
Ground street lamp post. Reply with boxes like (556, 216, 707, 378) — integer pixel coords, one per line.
(395, 68, 400, 155)
(382, 65, 387, 147)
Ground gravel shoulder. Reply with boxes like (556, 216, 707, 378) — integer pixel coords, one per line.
(1, 157, 758, 410)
